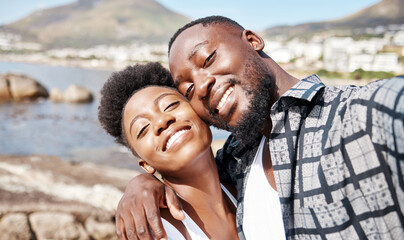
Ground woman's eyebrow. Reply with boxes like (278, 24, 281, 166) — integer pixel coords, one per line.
(153, 92, 177, 105)
(129, 114, 146, 136)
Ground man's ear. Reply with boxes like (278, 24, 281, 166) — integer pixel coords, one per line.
(242, 30, 265, 51)
(138, 159, 156, 174)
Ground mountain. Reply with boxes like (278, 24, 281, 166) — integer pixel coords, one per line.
(0, 0, 191, 48)
(262, 0, 404, 39)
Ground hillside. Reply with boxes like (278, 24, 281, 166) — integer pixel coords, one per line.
(0, 0, 191, 48)
(263, 0, 404, 38)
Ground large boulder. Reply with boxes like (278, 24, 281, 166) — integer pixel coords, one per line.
(0, 75, 12, 102)
(30, 212, 89, 240)
(85, 217, 116, 240)
(7, 73, 49, 101)
(63, 85, 93, 103)
(0, 213, 31, 240)
(49, 87, 64, 102)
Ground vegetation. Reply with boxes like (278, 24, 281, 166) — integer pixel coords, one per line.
(349, 68, 395, 80)
(316, 69, 343, 79)
(315, 68, 395, 81)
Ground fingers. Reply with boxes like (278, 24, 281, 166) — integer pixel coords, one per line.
(142, 193, 167, 240)
(165, 186, 185, 221)
(122, 211, 139, 240)
(132, 208, 154, 240)
(115, 213, 128, 240)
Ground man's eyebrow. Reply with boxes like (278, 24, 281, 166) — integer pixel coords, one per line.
(188, 40, 209, 60)
(129, 92, 177, 136)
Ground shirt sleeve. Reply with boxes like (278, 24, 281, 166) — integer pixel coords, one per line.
(371, 76, 404, 205)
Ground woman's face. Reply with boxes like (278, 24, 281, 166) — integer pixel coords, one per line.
(123, 86, 212, 175)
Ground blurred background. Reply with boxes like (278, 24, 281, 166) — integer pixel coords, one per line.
(1, 0, 404, 168)
(0, 0, 403, 239)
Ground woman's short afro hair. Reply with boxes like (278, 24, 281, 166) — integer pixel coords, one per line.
(98, 62, 175, 147)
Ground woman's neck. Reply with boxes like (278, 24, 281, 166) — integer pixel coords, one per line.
(164, 148, 226, 212)
(162, 148, 238, 239)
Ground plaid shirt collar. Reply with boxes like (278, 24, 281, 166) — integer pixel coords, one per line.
(272, 74, 325, 112)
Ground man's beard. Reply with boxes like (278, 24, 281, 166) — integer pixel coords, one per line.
(210, 57, 272, 146)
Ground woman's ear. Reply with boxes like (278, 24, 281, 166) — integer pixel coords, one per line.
(242, 30, 265, 51)
(138, 159, 156, 174)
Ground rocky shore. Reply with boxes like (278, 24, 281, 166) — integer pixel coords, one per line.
(0, 155, 140, 240)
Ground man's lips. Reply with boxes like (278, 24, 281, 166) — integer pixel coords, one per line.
(216, 87, 234, 112)
(163, 126, 191, 151)
(210, 85, 235, 115)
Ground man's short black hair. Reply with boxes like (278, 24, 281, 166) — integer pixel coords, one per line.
(168, 15, 244, 56)
(98, 62, 175, 151)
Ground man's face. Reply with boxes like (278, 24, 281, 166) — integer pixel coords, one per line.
(169, 23, 271, 133)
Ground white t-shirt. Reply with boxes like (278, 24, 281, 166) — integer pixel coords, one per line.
(243, 136, 286, 239)
(161, 184, 237, 240)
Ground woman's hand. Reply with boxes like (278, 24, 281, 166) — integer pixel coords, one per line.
(115, 173, 185, 240)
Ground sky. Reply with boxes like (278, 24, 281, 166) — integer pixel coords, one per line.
(0, 0, 381, 31)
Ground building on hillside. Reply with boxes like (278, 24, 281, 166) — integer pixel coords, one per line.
(393, 31, 404, 46)
(323, 37, 353, 72)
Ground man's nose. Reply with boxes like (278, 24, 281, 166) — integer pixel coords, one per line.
(195, 76, 215, 100)
(153, 114, 175, 135)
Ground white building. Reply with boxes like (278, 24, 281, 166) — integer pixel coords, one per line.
(323, 37, 354, 72)
(393, 31, 404, 46)
(372, 53, 400, 72)
(349, 54, 374, 72)
(349, 53, 401, 73)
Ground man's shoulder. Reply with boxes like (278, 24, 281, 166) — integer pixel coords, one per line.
(322, 75, 404, 105)
(362, 75, 404, 109)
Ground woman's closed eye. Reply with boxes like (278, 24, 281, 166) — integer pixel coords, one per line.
(137, 124, 149, 139)
(164, 101, 180, 111)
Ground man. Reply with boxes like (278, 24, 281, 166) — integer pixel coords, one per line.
(115, 16, 404, 239)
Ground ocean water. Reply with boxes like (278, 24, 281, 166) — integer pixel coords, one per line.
(0, 61, 230, 169)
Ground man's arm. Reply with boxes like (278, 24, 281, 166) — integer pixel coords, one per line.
(115, 173, 184, 240)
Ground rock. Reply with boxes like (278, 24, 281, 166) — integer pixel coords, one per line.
(85, 217, 116, 240)
(7, 73, 49, 101)
(63, 84, 93, 103)
(0, 213, 31, 240)
(30, 212, 89, 240)
(0, 75, 12, 102)
(0, 155, 140, 240)
(49, 87, 64, 102)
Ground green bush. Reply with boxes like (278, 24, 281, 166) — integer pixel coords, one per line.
(350, 68, 395, 80)
(315, 69, 343, 79)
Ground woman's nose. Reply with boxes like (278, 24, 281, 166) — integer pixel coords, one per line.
(153, 113, 175, 135)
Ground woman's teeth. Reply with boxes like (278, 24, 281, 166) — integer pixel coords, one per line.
(217, 87, 234, 111)
(166, 129, 189, 151)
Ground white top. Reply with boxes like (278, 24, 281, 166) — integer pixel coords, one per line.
(161, 184, 237, 240)
(243, 136, 286, 239)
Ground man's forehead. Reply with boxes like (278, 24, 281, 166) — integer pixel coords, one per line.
(176, 23, 234, 45)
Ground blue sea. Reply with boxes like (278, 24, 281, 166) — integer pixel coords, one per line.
(0, 61, 230, 170)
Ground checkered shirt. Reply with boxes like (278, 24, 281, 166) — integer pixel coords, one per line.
(215, 75, 404, 239)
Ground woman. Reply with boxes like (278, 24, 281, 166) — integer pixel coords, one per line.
(98, 62, 238, 240)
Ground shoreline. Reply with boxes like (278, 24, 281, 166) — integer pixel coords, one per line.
(0, 54, 170, 72)
(0, 55, 375, 86)
(0, 154, 140, 239)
